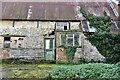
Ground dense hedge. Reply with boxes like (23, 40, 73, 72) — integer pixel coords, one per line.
(47, 63, 120, 79)
(80, 8, 120, 63)
(86, 33, 120, 63)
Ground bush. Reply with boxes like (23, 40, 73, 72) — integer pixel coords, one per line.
(80, 8, 120, 63)
(59, 45, 81, 63)
(47, 63, 119, 79)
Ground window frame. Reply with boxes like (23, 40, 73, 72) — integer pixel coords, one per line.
(56, 22, 70, 30)
(60, 33, 80, 46)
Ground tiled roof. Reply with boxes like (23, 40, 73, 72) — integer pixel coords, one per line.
(1, 2, 117, 20)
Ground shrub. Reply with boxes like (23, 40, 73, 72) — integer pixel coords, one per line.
(80, 8, 120, 63)
(47, 63, 119, 79)
(59, 45, 81, 63)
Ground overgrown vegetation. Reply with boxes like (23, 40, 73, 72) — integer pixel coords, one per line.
(47, 63, 120, 79)
(2, 58, 56, 64)
(3, 63, 120, 79)
(3, 64, 56, 78)
(59, 45, 80, 63)
(80, 8, 120, 63)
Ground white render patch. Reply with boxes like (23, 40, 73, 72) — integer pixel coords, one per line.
(75, 6, 84, 20)
(87, 21, 96, 32)
(112, 0, 119, 5)
(27, 6, 33, 19)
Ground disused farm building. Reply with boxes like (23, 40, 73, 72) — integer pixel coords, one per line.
(0, 2, 119, 61)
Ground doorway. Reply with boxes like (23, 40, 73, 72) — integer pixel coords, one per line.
(44, 37, 55, 60)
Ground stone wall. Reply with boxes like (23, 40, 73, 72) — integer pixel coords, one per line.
(0, 49, 44, 59)
(70, 22, 80, 30)
(55, 31, 82, 61)
(0, 20, 81, 59)
(56, 48, 66, 61)
(0, 20, 55, 58)
(74, 34, 105, 62)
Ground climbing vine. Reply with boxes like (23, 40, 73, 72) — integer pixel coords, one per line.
(59, 45, 80, 63)
(80, 7, 120, 63)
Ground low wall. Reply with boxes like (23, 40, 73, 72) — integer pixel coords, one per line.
(0, 48, 44, 59)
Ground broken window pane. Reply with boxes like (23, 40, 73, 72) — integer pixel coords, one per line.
(60, 34, 80, 46)
(67, 38, 73, 46)
(68, 34, 73, 38)
(61, 34, 66, 45)
(74, 34, 79, 46)
(50, 39, 53, 49)
(56, 22, 68, 30)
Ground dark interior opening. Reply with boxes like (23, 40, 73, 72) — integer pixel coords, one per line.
(49, 31, 55, 36)
(4, 37, 10, 41)
(18, 38, 23, 40)
(4, 37, 10, 48)
(64, 26, 67, 30)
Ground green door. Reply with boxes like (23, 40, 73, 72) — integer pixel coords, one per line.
(44, 38, 55, 60)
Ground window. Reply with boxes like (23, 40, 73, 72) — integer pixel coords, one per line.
(67, 34, 73, 46)
(56, 22, 69, 30)
(45, 39, 54, 50)
(4, 37, 11, 48)
(60, 34, 80, 46)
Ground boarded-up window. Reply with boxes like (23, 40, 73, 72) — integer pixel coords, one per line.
(10, 37, 24, 48)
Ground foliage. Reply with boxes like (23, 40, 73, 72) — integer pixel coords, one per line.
(80, 7, 120, 63)
(47, 63, 119, 79)
(12, 70, 23, 78)
(2, 58, 56, 64)
(59, 45, 80, 63)
(7, 64, 56, 78)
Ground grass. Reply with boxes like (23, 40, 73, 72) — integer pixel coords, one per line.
(2, 64, 57, 78)
(2, 63, 120, 79)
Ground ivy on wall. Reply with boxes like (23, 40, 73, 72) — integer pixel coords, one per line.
(80, 7, 120, 63)
(59, 45, 80, 63)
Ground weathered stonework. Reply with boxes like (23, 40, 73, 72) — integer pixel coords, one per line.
(70, 22, 80, 30)
(0, 20, 104, 61)
(56, 48, 67, 61)
(55, 31, 82, 61)
(0, 20, 55, 58)
(74, 34, 105, 62)
(83, 39, 105, 61)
